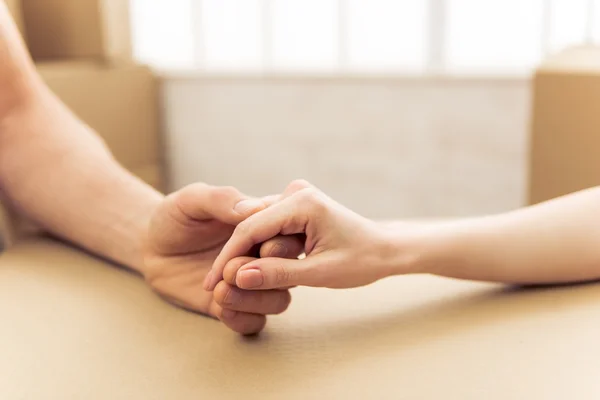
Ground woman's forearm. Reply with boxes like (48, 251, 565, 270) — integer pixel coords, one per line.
(390, 187, 600, 284)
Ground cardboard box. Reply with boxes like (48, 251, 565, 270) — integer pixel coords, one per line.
(5, 0, 25, 36)
(21, 0, 131, 62)
(528, 46, 600, 204)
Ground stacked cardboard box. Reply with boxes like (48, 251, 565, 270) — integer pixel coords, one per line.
(528, 46, 600, 204)
(5, 0, 25, 35)
(2, 0, 163, 247)
(22, 0, 131, 62)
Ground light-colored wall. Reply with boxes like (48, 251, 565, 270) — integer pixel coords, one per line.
(162, 76, 531, 219)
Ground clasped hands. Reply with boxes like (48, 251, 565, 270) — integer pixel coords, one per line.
(143, 179, 404, 335)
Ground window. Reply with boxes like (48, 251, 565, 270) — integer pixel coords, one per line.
(446, 0, 544, 73)
(130, 0, 600, 74)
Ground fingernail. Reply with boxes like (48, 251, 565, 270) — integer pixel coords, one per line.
(238, 268, 264, 289)
(234, 199, 264, 215)
(221, 309, 237, 319)
(203, 270, 214, 290)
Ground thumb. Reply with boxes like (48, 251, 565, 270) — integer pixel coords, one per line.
(149, 184, 266, 255)
(234, 257, 323, 290)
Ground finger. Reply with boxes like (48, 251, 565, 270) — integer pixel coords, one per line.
(223, 257, 258, 286)
(209, 302, 267, 335)
(260, 180, 314, 208)
(213, 281, 292, 315)
(170, 183, 267, 225)
(222, 251, 301, 287)
(150, 184, 268, 255)
(261, 194, 280, 207)
(223, 257, 299, 289)
(281, 179, 315, 199)
(259, 234, 305, 259)
(235, 257, 321, 290)
(257, 181, 312, 261)
(205, 188, 322, 290)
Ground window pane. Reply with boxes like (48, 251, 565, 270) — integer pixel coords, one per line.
(271, 0, 338, 71)
(130, 0, 195, 69)
(594, 0, 600, 42)
(202, 0, 263, 71)
(548, 0, 588, 54)
(346, 0, 427, 71)
(446, 0, 544, 72)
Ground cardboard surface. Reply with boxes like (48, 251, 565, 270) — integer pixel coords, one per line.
(1, 237, 600, 399)
(528, 46, 600, 204)
(21, 0, 131, 61)
(5, 0, 25, 35)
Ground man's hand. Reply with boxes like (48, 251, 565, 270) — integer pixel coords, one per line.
(142, 183, 303, 335)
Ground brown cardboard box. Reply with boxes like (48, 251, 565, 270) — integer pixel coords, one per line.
(21, 0, 131, 62)
(5, 0, 25, 36)
(528, 46, 600, 204)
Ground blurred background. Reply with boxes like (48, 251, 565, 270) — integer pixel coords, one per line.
(8, 0, 600, 221)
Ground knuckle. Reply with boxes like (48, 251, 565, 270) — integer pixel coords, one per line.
(167, 183, 210, 224)
(297, 188, 326, 212)
(223, 257, 252, 283)
(274, 265, 293, 286)
(288, 179, 312, 192)
(234, 220, 252, 237)
(225, 257, 250, 272)
(262, 241, 288, 258)
(212, 186, 239, 202)
(213, 281, 232, 306)
(179, 182, 210, 200)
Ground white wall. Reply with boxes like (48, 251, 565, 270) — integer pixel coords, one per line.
(162, 76, 531, 219)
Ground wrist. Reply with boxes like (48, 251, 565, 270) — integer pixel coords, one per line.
(374, 223, 430, 278)
(376, 220, 469, 278)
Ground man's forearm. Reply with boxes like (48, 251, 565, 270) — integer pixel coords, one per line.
(0, 90, 163, 272)
(0, 5, 163, 272)
(388, 187, 600, 284)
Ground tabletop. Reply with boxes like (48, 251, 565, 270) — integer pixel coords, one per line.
(1, 237, 599, 399)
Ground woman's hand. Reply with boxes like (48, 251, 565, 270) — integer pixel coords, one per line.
(204, 180, 407, 291)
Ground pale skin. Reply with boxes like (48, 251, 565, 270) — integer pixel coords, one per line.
(0, 3, 301, 335)
(205, 180, 600, 292)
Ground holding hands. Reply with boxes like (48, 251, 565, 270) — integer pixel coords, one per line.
(204, 180, 410, 292)
(144, 179, 412, 335)
(141, 183, 306, 335)
(148, 176, 600, 335)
